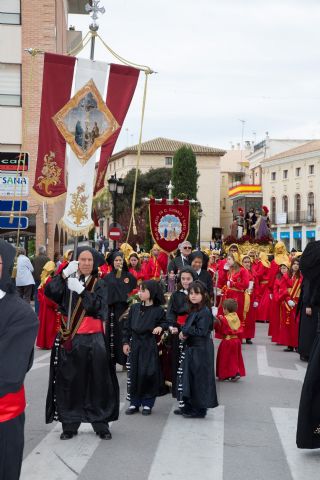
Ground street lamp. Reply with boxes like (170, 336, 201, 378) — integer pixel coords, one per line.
(107, 174, 125, 248)
(198, 207, 203, 249)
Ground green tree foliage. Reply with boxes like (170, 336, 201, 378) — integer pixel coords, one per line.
(172, 146, 199, 246)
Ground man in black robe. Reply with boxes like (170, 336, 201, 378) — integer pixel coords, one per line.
(297, 241, 320, 448)
(0, 240, 38, 480)
(298, 277, 319, 361)
(45, 246, 119, 440)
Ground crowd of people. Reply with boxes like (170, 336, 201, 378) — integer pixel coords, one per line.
(2, 236, 320, 480)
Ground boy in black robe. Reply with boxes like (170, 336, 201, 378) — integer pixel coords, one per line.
(0, 240, 38, 480)
(45, 246, 119, 440)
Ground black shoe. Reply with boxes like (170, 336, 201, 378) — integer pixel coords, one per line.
(60, 431, 77, 440)
(300, 355, 309, 362)
(283, 347, 294, 352)
(246, 339, 253, 344)
(173, 408, 183, 415)
(182, 412, 206, 419)
(141, 407, 152, 416)
(125, 406, 139, 415)
(230, 374, 241, 382)
(97, 429, 112, 440)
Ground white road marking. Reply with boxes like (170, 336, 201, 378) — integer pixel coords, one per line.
(21, 403, 124, 480)
(271, 408, 320, 479)
(30, 352, 51, 371)
(148, 405, 224, 480)
(257, 345, 306, 382)
(34, 352, 52, 362)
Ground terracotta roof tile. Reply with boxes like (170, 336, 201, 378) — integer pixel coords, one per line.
(111, 137, 225, 161)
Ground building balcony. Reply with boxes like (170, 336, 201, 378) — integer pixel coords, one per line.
(271, 211, 316, 226)
(67, 29, 83, 54)
(67, 0, 90, 14)
(228, 184, 262, 199)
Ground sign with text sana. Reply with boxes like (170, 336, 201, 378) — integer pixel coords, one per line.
(149, 198, 190, 254)
(0, 174, 29, 197)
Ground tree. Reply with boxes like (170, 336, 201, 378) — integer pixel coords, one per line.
(172, 146, 199, 246)
(117, 167, 172, 248)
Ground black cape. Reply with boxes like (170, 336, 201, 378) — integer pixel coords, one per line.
(181, 307, 218, 409)
(297, 319, 320, 449)
(122, 303, 168, 399)
(45, 273, 119, 424)
(298, 278, 318, 359)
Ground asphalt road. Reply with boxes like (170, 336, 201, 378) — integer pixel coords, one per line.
(21, 324, 319, 480)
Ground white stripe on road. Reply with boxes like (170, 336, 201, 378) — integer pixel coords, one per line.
(271, 408, 320, 480)
(31, 352, 51, 371)
(148, 405, 224, 480)
(34, 352, 52, 362)
(257, 345, 306, 382)
(21, 403, 124, 480)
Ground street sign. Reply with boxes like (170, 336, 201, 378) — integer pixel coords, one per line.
(0, 216, 29, 229)
(0, 174, 29, 197)
(0, 152, 29, 172)
(0, 200, 28, 212)
(108, 226, 122, 240)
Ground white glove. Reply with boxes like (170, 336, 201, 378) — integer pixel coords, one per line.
(227, 281, 230, 288)
(63, 260, 79, 278)
(269, 294, 273, 300)
(248, 281, 254, 290)
(212, 306, 218, 317)
(224, 264, 230, 271)
(253, 302, 259, 308)
(216, 288, 222, 295)
(67, 277, 85, 295)
(287, 300, 295, 308)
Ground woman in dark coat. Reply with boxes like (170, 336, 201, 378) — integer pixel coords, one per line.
(103, 251, 137, 366)
(296, 241, 320, 448)
(189, 251, 213, 298)
(122, 280, 168, 415)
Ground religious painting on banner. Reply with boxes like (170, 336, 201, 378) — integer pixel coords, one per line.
(149, 198, 190, 254)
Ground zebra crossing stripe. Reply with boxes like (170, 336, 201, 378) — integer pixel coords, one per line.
(21, 403, 124, 480)
(271, 407, 320, 480)
(148, 405, 224, 480)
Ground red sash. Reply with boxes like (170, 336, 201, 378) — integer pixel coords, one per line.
(63, 316, 104, 334)
(177, 314, 188, 326)
(0, 386, 26, 422)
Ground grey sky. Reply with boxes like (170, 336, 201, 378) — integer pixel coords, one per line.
(70, 0, 320, 151)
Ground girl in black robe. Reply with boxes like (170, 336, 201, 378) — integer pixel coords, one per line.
(166, 266, 197, 402)
(177, 280, 218, 418)
(122, 280, 168, 415)
(45, 246, 119, 440)
(103, 250, 137, 366)
(0, 240, 38, 480)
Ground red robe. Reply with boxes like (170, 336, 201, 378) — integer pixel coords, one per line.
(268, 275, 286, 343)
(224, 267, 250, 331)
(99, 263, 111, 278)
(36, 277, 60, 349)
(242, 269, 257, 340)
(128, 267, 144, 295)
(255, 262, 271, 322)
(215, 313, 246, 380)
(278, 273, 302, 348)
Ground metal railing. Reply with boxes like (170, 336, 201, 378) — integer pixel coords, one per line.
(271, 210, 316, 225)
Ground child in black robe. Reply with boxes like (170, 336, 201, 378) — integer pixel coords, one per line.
(177, 280, 218, 418)
(122, 280, 168, 415)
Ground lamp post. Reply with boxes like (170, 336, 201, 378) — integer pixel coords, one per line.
(198, 207, 203, 249)
(108, 174, 125, 249)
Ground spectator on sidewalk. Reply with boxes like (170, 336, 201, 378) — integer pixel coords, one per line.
(15, 248, 35, 304)
(32, 245, 50, 315)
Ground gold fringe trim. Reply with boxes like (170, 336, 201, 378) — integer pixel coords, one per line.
(31, 187, 67, 204)
(59, 218, 94, 237)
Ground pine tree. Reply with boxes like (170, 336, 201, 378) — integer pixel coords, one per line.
(172, 146, 199, 246)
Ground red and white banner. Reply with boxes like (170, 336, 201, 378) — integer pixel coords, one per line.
(149, 198, 190, 254)
(33, 53, 76, 201)
(94, 64, 140, 195)
(33, 55, 139, 206)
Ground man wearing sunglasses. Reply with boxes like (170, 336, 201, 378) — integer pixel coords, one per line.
(168, 241, 192, 273)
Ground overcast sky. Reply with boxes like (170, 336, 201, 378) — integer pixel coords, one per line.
(70, 0, 320, 152)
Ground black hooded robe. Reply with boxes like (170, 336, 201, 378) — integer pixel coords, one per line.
(181, 307, 218, 410)
(103, 268, 137, 366)
(298, 278, 319, 360)
(0, 240, 38, 480)
(45, 264, 119, 429)
(122, 303, 168, 400)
